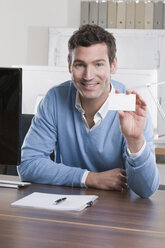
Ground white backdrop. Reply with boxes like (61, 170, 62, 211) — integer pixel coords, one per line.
(0, 0, 82, 67)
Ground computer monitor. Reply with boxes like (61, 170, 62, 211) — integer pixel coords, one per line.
(0, 67, 22, 165)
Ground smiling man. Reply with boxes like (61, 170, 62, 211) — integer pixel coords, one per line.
(18, 25, 160, 198)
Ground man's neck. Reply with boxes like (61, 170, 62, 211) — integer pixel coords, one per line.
(80, 97, 105, 118)
(79, 86, 111, 128)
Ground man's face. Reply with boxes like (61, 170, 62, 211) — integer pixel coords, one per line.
(69, 43, 117, 104)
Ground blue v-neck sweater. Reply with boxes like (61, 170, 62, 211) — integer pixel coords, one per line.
(19, 80, 160, 197)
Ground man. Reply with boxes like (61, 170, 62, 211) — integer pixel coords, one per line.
(18, 24, 159, 198)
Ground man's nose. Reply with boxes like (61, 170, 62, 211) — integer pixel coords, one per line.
(83, 66, 94, 80)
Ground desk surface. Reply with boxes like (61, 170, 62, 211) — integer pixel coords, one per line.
(0, 177, 165, 248)
(154, 138, 165, 155)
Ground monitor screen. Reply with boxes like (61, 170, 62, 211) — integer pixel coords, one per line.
(0, 68, 22, 165)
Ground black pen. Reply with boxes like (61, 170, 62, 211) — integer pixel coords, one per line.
(54, 197, 67, 205)
(86, 201, 93, 207)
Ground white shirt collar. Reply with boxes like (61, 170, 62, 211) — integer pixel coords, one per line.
(96, 84, 115, 119)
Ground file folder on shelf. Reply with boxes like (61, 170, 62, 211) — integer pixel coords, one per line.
(107, 1, 117, 28)
(98, 1, 107, 28)
(89, 1, 99, 25)
(144, 1, 154, 29)
(153, 1, 164, 29)
(116, 1, 126, 29)
(80, 1, 90, 26)
(126, 1, 135, 29)
(164, 2, 165, 29)
(135, 1, 145, 29)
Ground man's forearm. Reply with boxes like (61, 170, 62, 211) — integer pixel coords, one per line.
(126, 135, 145, 153)
(18, 158, 85, 187)
(125, 143, 160, 198)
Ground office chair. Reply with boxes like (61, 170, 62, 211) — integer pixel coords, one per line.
(5, 114, 55, 175)
(5, 114, 34, 175)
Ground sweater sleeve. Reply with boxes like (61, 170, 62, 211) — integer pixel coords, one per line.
(18, 89, 86, 187)
(123, 111, 160, 198)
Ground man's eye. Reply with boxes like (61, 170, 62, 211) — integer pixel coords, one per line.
(74, 63, 84, 68)
(96, 63, 104, 67)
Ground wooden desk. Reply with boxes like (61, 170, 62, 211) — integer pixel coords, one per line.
(155, 145, 165, 155)
(0, 179, 165, 248)
(154, 139, 165, 155)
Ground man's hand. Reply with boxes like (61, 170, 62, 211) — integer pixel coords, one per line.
(85, 168, 128, 191)
(116, 89, 146, 153)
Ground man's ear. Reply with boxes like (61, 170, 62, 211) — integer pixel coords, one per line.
(68, 55, 72, 73)
(110, 57, 117, 74)
(68, 62, 72, 73)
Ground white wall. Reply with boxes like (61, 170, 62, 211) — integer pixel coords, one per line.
(0, 0, 81, 67)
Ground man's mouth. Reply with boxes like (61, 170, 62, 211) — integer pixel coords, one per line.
(81, 83, 98, 88)
(80, 80, 99, 88)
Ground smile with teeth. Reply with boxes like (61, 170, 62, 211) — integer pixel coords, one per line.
(81, 82, 98, 88)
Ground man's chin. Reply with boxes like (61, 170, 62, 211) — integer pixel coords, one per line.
(80, 93, 100, 101)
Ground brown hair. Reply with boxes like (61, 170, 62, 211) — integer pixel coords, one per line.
(68, 24, 116, 65)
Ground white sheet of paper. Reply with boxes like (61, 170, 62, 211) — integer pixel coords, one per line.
(108, 94, 136, 111)
(11, 192, 98, 211)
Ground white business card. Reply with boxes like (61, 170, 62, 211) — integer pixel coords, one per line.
(108, 94, 136, 111)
